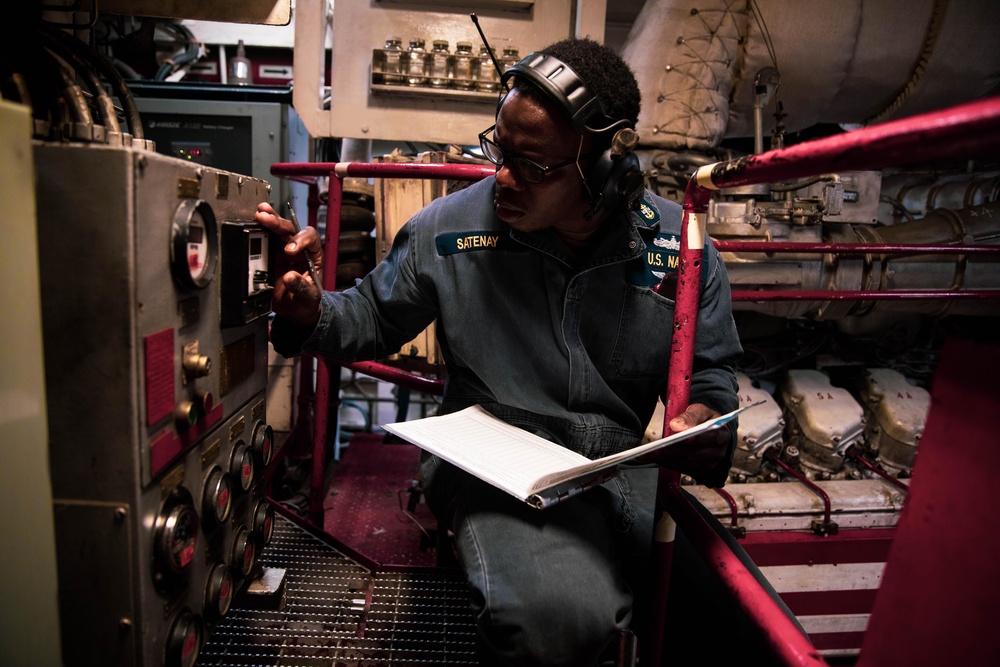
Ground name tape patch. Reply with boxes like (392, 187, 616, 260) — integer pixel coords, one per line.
(436, 231, 515, 255)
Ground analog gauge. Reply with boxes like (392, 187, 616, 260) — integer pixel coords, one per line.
(159, 502, 199, 574)
(205, 562, 235, 619)
(170, 199, 218, 290)
(252, 499, 275, 546)
(202, 466, 233, 525)
(251, 420, 274, 467)
(231, 526, 256, 578)
(165, 607, 203, 667)
(229, 441, 255, 492)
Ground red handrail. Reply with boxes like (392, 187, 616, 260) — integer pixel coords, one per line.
(270, 162, 489, 522)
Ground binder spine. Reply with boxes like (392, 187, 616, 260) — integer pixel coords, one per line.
(527, 468, 619, 509)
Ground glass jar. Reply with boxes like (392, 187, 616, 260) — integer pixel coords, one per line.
(428, 40, 450, 88)
(451, 41, 475, 90)
(406, 38, 430, 87)
(376, 36, 405, 85)
(475, 45, 500, 93)
(501, 46, 521, 74)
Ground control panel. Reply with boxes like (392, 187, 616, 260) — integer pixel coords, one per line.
(35, 142, 275, 666)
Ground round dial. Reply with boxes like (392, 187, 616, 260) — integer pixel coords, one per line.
(202, 466, 233, 525)
(231, 526, 256, 578)
(229, 441, 255, 492)
(253, 499, 275, 546)
(205, 562, 235, 618)
(165, 607, 203, 667)
(159, 503, 199, 574)
(251, 421, 274, 467)
(170, 199, 218, 290)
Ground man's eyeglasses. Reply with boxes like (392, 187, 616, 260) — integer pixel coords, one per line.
(478, 125, 579, 184)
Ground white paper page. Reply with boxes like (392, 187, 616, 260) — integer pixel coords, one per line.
(530, 407, 746, 491)
(382, 405, 591, 501)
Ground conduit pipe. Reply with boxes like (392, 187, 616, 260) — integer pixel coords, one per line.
(716, 239, 1000, 304)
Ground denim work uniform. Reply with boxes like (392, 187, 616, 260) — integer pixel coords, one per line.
(270, 176, 744, 666)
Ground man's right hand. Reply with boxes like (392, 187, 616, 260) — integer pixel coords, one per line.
(255, 202, 324, 327)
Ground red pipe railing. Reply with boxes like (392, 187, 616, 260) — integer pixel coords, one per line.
(270, 162, 491, 522)
(342, 361, 446, 396)
(691, 97, 1000, 190)
(652, 94, 1000, 666)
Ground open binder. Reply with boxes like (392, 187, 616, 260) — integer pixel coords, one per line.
(383, 404, 750, 509)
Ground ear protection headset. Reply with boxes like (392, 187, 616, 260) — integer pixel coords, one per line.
(498, 51, 645, 217)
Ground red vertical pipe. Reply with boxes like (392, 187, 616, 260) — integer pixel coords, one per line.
(665, 187, 713, 419)
(648, 186, 712, 666)
(650, 184, 828, 666)
(308, 178, 342, 524)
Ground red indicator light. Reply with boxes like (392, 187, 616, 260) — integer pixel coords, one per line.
(182, 630, 197, 658)
(218, 488, 229, 512)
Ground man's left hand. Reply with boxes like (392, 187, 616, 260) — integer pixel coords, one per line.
(636, 403, 731, 480)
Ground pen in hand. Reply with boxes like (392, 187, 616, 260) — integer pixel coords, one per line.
(285, 202, 324, 290)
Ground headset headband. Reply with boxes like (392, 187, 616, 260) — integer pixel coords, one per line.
(500, 52, 631, 135)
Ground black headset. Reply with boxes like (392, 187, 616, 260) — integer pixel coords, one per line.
(498, 51, 645, 217)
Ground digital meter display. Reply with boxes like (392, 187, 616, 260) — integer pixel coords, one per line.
(187, 213, 208, 280)
(245, 229, 269, 295)
(221, 222, 273, 327)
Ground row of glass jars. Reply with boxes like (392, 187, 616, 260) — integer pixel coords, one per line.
(373, 37, 521, 92)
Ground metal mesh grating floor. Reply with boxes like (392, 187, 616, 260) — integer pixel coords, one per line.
(197, 514, 478, 666)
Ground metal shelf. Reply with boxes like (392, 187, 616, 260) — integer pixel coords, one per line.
(370, 82, 499, 103)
